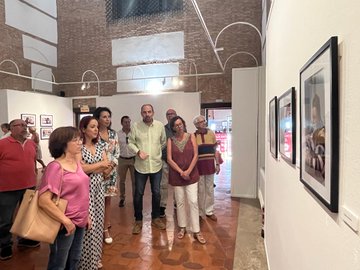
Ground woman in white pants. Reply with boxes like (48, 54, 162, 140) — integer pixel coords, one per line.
(166, 116, 206, 244)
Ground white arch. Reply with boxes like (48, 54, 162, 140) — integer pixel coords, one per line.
(0, 59, 20, 75)
(214, 21, 262, 48)
(223, 51, 259, 70)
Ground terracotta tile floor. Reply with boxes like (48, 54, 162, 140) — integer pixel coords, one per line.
(1, 160, 240, 269)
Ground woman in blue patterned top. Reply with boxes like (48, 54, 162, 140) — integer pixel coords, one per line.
(93, 107, 120, 245)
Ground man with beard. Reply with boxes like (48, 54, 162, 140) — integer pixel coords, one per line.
(128, 104, 167, 234)
(0, 119, 39, 261)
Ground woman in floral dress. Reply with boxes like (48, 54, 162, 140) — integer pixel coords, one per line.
(78, 116, 112, 269)
(93, 107, 120, 245)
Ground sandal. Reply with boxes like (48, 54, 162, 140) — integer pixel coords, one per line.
(177, 227, 186, 239)
(194, 232, 206, 244)
(103, 229, 113, 244)
(98, 260, 103, 269)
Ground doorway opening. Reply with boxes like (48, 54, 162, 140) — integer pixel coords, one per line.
(206, 108, 232, 159)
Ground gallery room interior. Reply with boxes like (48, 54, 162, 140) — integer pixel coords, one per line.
(1, 0, 360, 269)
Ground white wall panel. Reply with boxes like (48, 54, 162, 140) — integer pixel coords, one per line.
(116, 63, 179, 92)
(112, 32, 184, 65)
(31, 63, 53, 92)
(231, 67, 259, 198)
(23, 35, 57, 67)
(22, 0, 57, 17)
(5, 0, 58, 44)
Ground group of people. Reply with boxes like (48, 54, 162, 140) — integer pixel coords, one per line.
(0, 103, 221, 269)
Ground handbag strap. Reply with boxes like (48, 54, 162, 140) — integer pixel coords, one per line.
(53, 160, 64, 206)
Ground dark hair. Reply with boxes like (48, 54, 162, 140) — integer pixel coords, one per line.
(79, 116, 99, 145)
(169, 116, 187, 132)
(49, 127, 81, 158)
(1, 123, 10, 130)
(93, 107, 112, 129)
(121, 115, 130, 124)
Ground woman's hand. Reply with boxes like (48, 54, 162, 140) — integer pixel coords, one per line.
(180, 170, 191, 180)
(86, 216, 92, 230)
(100, 160, 113, 170)
(63, 217, 76, 236)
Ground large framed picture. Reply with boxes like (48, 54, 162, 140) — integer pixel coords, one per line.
(21, 114, 36, 127)
(300, 36, 339, 212)
(40, 115, 53, 127)
(40, 128, 53, 140)
(278, 87, 296, 164)
(269, 96, 278, 159)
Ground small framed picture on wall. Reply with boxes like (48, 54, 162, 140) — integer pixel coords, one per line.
(40, 128, 53, 140)
(278, 87, 296, 165)
(21, 114, 36, 127)
(269, 96, 278, 159)
(40, 115, 53, 127)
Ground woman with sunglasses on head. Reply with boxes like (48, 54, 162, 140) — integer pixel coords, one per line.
(38, 127, 90, 270)
(93, 107, 120, 245)
(167, 116, 206, 244)
(78, 116, 112, 270)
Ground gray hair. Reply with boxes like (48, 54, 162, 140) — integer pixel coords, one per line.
(193, 115, 205, 126)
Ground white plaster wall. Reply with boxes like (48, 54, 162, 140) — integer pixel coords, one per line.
(265, 1, 360, 269)
(112, 32, 184, 65)
(23, 35, 58, 67)
(116, 63, 180, 92)
(231, 67, 259, 198)
(96, 92, 200, 134)
(5, 0, 58, 44)
(5, 90, 73, 166)
(22, 0, 57, 17)
(31, 63, 53, 92)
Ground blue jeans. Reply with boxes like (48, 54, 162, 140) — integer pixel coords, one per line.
(134, 169, 162, 220)
(0, 189, 27, 249)
(47, 226, 85, 270)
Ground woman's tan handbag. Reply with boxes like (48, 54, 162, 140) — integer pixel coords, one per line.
(10, 163, 68, 244)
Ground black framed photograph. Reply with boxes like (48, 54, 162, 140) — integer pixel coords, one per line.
(269, 96, 278, 159)
(40, 115, 53, 127)
(278, 87, 296, 164)
(21, 114, 36, 127)
(40, 128, 53, 140)
(300, 36, 339, 212)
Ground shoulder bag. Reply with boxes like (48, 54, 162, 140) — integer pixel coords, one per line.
(10, 163, 68, 244)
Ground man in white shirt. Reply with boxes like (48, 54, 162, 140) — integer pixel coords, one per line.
(117, 116, 136, 207)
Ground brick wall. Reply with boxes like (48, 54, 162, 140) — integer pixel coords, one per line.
(0, 0, 261, 106)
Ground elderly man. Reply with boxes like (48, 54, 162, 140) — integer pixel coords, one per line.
(128, 104, 167, 234)
(159, 108, 177, 218)
(0, 119, 39, 261)
(193, 115, 220, 222)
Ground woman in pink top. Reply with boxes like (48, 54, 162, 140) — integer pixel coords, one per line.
(38, 127, 90, 270)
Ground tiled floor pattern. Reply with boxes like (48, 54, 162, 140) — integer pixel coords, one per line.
(1, 160, 243, 269)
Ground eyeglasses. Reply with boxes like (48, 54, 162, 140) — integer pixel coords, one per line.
(174, 123, 183, 128)
(11, 124, 27, 128)
(71, 137, 83, 143)
(197, 120, 206, 124)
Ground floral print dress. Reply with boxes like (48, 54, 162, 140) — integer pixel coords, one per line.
(98, 129, 120, 196)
